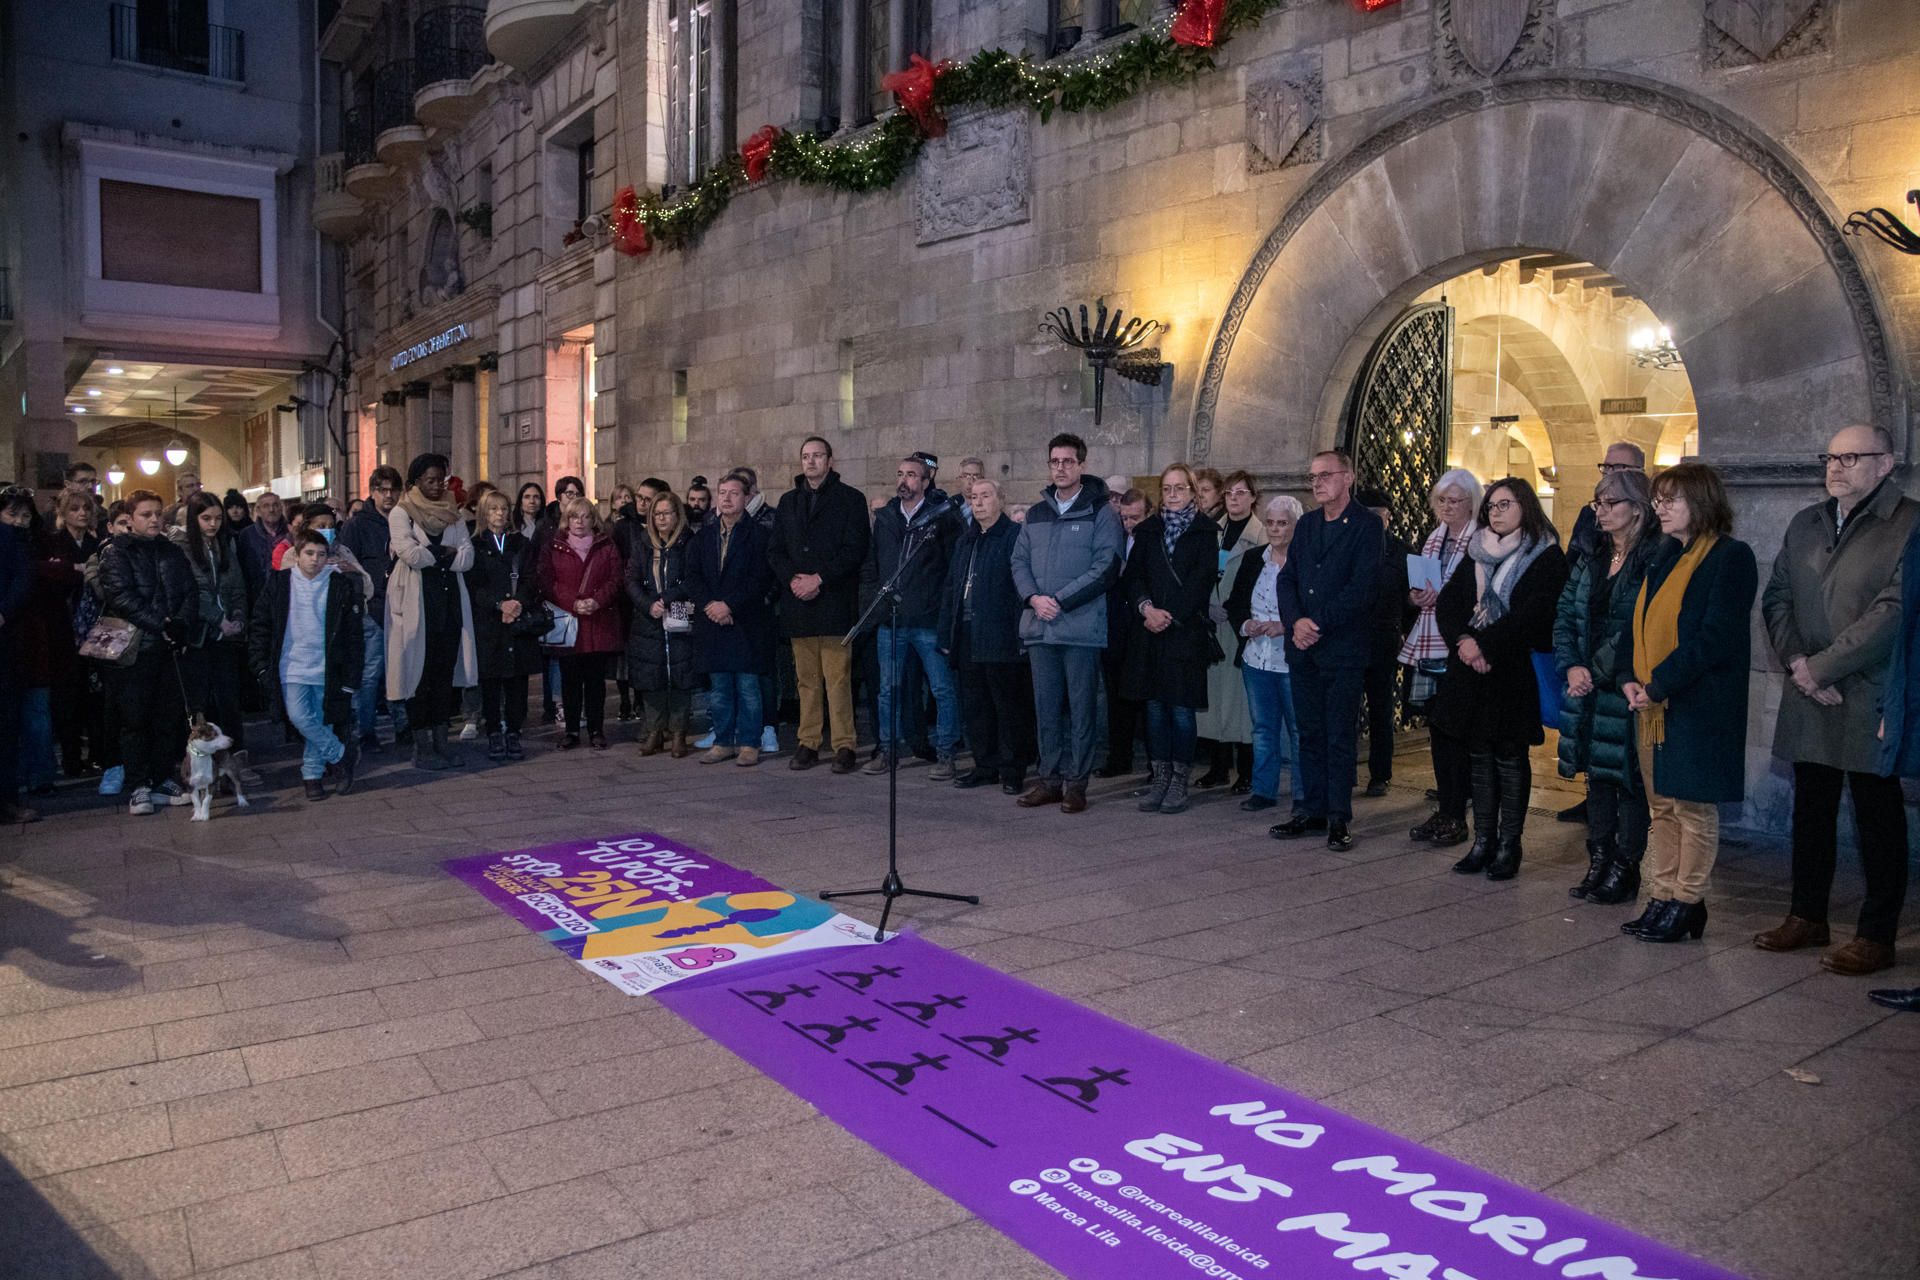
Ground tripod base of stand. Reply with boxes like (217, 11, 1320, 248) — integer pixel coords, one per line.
(822, 870, 980, 942)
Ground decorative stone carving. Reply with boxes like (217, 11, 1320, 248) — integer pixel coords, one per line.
(1435, 0, 1556, 87)
(914, 108, 1031, 245)
(1705, 0, 1828, 68)
(1246, 68, 1322, 174)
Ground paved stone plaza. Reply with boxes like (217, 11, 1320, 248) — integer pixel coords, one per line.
(0, 731, 1914, 1280)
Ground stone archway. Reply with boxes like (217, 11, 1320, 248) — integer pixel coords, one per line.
(1191, 72, 1899, 473)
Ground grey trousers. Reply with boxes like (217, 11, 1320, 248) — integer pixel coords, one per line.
(1029, 643, 1101, 784)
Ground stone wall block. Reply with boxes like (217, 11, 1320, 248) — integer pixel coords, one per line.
(1561, 109, 1702, 271)
(1513, 99, 1615, 256)
(1378, 114, 1467, 271)
(1319, 160, 1424, 299)
(1684, 270, 1868, 431)
(1608, 139, 1769, 295)
(1446, 105, 1536, 254)
(1662, 189, 1828, 343)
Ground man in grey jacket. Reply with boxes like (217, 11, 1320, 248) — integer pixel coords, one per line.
(1011, 433, 1123, 813)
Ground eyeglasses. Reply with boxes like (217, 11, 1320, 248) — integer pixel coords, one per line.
(1818, 452, 1888, 469)
(1047, 458, 1077, 470)
(1484, 499, 1518, 514)
(1590, 498, 1626, 511)
(1598, 462, 1638, 474)
(1161, 481, 1191, 493)
(1651, 495, 1681, 509)
(1225, 487, 1253, 498)
(1308, 471, 1346, 484)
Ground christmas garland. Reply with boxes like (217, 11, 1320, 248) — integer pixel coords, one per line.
(613, 0, 1397, 257)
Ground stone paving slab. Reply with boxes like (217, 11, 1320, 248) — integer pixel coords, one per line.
(1, 721, 1915, 1280)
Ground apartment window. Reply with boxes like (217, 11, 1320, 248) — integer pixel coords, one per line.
(575, 137, 596, 223)
(111, 0, 246, 82)
(825, 0, 931, 130)
(667, 0, 732, 185)
(99, 180, 261, 292)
(1050, 1, 1160, 54)
(864, 0, 931, 120)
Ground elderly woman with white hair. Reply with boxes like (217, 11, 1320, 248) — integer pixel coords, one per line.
(1226, 494, 1306, 814)
(1402, 467, 1483, 846)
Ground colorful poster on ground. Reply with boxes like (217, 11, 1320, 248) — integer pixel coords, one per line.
(443, 833, 876, 994)
(659, 934, 1745, 1280)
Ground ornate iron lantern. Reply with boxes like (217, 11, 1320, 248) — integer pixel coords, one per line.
(1039, 301, 1163, 426)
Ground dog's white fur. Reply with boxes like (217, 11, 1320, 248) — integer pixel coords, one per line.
(184, 719, 248, 821)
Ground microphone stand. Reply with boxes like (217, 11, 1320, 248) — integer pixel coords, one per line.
(822, 505, 980, 941)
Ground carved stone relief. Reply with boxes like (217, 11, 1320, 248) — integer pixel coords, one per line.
(914, 107, 1031, 245)
(1434, 0, 1557, 88)
(1705, 0, 1829, 68)
(1247, 65, 1322, 174)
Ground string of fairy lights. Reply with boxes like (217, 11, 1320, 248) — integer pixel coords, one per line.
(613, 0, 1296, 255)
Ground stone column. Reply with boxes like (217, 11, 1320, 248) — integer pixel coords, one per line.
(886, 0, 906, 78)
(708, 0, 734, 161)
(838, 0, 865, 129)
(448, 365, 478, 486)
(402, 381, 430, 467)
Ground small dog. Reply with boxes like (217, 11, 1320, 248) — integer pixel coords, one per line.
(184, 717, 248, 821)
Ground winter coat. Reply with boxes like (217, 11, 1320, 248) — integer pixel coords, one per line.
(1618, 535, 1758, 804)
(1277, 503, 1385, 670)
(1010, 476, 1124, 649)
(166, 528, 249, 648)
(385, 505, 477, 700)
(865, 491, 963, 630)
(1877, 520, 1920, 777)
(0, 525, 30, 688)
(938, 513, 1026, 666)
(1429, 539, 1568, 747)
(769, 470, 870, 637)
(98, 531, 202, 652)
(1761, 480, 1920, 773)
(1198, 519, 1261, 742)
(1371, 532, 1418, 665)
(465, 530, 542, 681)
(625, 531, 703, 692)
(248, 566, 366, 727)
(1554, 535, 1658, 788)
(339, 504, 397, 613)
(687, 516, 777, 675)
(35, 530, 93, 682)
(541, 530, 624, 655)
(237, 520, 284, 600)
(1120, 513, 1221, 709)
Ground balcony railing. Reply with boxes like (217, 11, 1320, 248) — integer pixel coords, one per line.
(343, 106, 377, 168)
(372, 61, 419, 134)
(108, 4, 244, 83)
(416, 5, 490, 85)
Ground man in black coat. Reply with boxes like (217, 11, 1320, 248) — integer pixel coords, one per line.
(1097, 488, 1151, 778)
(339, 465, 404, 752)
(98, 488, 203, 816)
(940, 478, 1036, 794)
(1272, 450, 1384, 851)
(1356, 488, 1415, 797)
(769, 436, 870, 773)
(249, 529, 367, 800)
(865, 454, 964, 779)
(0, 511, 33, 823)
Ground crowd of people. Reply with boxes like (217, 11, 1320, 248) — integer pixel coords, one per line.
(0, 425, 1914, 1007)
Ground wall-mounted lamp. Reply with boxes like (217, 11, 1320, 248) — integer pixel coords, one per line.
(1039, 301, 1163, 427)
(1843, 190, 1920, 255)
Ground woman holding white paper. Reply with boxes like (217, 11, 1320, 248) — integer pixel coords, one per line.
(1401, 469, 1482, 847)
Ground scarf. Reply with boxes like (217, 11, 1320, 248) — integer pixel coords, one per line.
(1467, 527, 1550, 629)
(1400, 522, 1475, 664)
(1632, 534, 1717, 744)
(398, 488, 461, 537)
(567, 531, 595, 560)
(1162, 504, 1197, 554)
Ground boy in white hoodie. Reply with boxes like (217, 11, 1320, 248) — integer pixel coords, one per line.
(251, 529, 365, 801)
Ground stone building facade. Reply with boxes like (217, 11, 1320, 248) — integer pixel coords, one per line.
(604, 0, 1920, 826)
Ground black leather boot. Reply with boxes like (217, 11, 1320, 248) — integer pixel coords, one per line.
(1195, 739, 1230, 788)
(1621, 899, 1671, 935)
(1637, 899, 1706, 943)
(1570, 840, 1610, 899)
(1452, 749, 1498, 875)
(1485, 750, 1529, 881)
(1587, 845, 1642, 905)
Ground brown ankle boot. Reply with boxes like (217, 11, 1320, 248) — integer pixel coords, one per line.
(1753, 916, 1831, 952)
(638, 730, 664, 757)
(669, 732, 689, 759)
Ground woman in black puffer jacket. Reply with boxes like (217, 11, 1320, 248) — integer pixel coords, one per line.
(626, 491, 701, 757)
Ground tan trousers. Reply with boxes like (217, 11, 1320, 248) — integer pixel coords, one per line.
(792, 635, 855, 752)
(1637, 714, 1719, 904)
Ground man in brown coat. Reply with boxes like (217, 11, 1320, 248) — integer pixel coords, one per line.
(1756, 424, 1919, 976)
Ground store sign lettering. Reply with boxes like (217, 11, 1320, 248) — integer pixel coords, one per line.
(389, 323, 471, 371)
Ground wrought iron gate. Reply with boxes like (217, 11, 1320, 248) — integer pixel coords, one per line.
(1341, 301, 1454, 548)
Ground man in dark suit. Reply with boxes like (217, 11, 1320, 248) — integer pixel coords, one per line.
(1096, 488, 1151, 777)
(1356, 487, 1415, 798)
(1271, 450, 1383, 851)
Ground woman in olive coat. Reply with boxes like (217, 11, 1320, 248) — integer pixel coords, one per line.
(626, 491, 702, 757)
(1121, 463, 1220, 815)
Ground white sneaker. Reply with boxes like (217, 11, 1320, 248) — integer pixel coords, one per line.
(459, 721, 479, 741)
(128, 788, 156, 817)
(156, 780, 192, 806)
(98, 766, 124, 796)
(693, 731, 716, 749)
(759, 726, 779, 755)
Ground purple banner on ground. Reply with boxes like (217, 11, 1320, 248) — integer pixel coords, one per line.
(659, 933, 1744, 1280)
(442, 834, 875, 995)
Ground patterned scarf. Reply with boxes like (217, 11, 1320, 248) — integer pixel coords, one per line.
(1467, 527, 1551, 629)
(1161, 503, 1196, 554)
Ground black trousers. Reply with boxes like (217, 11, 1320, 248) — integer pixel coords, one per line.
(1430, 724, 1471, 820)
(1588, 776, 1649, 859)
(956, 657, 1037, 783)
(408, 622, 461, 728)
(1293, 650, 1363, 823)
(480, 676, 528, 734)
(180, 641, 248, 751)
(559, 652, 610, 735)
(1790, 762, 1909, 945)
(105, 646, 188, 790)
(1362, 657, 1398, 784)
(1101, 650, 1141, 770)
(52, 663, 105, 775)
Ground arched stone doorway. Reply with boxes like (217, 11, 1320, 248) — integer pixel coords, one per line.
(1191, 73, 1899, 477)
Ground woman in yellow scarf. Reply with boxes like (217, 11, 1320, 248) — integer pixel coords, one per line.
(1619, 463, 1758, 944)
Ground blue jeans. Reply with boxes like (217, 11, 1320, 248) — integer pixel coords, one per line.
(20, 687, 55, 788)
(707, 672, 763, 748)
(1244, 666, 1304, 809)
(876, 626, 959, 757)
(284, 682, 346, 780)
(356, 615, 407, 741)
(1030, 644, 1101, 783)
(1144, 699, 1197, 765)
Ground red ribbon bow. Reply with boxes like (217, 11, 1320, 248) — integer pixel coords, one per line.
(742, 125, 780, 183)
(1170, 0, 1226, 48)
(610, 185, 650, 257)
(881, 53, 949, 138)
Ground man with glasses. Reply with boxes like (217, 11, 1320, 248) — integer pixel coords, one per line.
(1012, 433, 1123, 813)
(340, 466, 407, 752)
(1756, 424, 1919, 977)
(1270, 450, 1383, 851)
